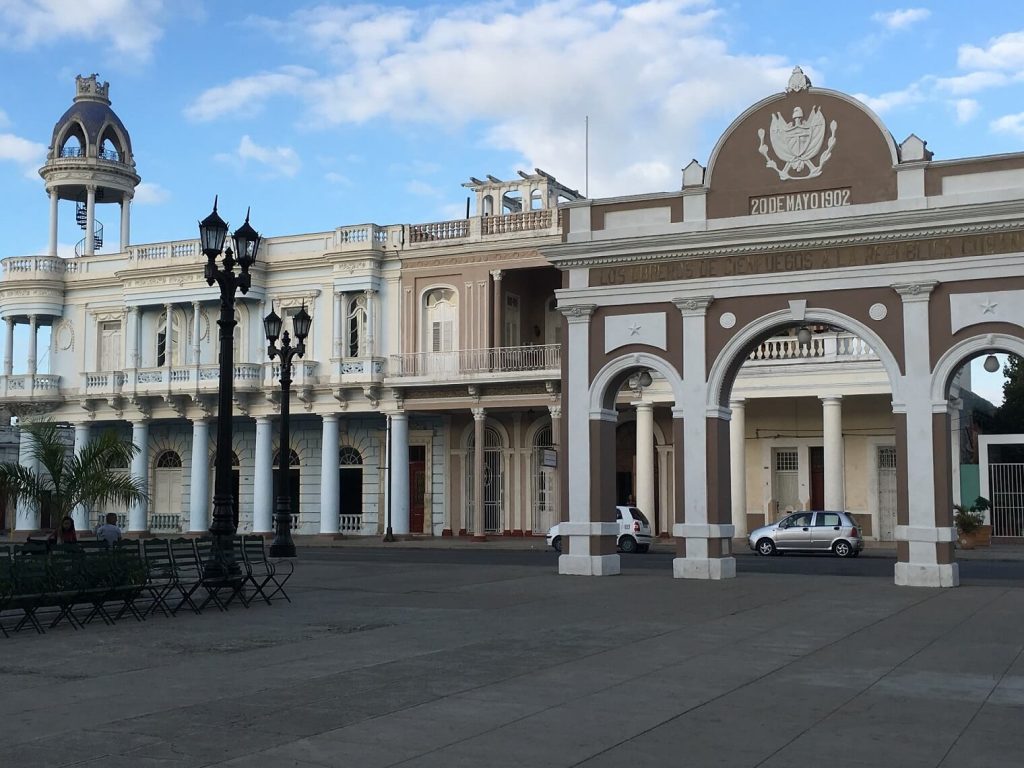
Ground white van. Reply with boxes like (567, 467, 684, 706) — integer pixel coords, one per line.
(546, 506, 653, 554)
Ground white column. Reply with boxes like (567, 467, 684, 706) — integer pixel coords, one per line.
(320, 414, 341, 534)
(129, 419, 150, 533)
(333, 292, 344, 358)
(72, 423, 91, 529)
(3, 317, 13, 376)
(390, 412, 410, 535)
(634, 401, 655, 522)
(119, 195, 131, 251)
(85, 185, 96, 256)
(192, 301, 202, 365)
(253, 416, 274, 533)
(472, 407, 487, 540)
(821, 396, 845, 510)
(15, 429, 39, 531)
(730, 399, 747, 537)
(364, 289, 375, 355)
(48, 190, 59, 257)
(188, 418, 210, 532)
(27, 315, 37, 375)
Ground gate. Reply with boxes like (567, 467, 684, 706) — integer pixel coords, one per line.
(466, 426, 504, 533)
(877, 446, 897, 541)
(989, 463, 1024, 537)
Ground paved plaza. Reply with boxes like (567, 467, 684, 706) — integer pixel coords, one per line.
(2, 547, 1024, 767)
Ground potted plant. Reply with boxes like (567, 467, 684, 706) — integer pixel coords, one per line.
(954, 496, 992, 549)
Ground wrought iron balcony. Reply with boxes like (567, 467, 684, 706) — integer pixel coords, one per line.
(388, 344, 560, 381)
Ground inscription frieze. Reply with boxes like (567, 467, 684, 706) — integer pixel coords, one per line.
(590, 230, 1024, 286)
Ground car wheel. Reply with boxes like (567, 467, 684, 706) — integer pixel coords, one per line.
(756, 538, 776, 556)
(637, 544, 650, 553)
(552, 536, 562, 553)
(620, 536, 638, 554)
(833, 540, 854, 558)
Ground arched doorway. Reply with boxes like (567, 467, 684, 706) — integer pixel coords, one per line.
(273, 448, 301, 531)
(153, 450, 183, 532)
(339, 445, 363, 533)
(466, 425, 504, 534)
(531, 423, 557, 534)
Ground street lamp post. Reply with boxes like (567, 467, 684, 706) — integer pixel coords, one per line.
(263, 304, 311, 558)
(199, 198, 260, 567)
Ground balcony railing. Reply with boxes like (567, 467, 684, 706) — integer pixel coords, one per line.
(85, 371, 126, 396)
(389, 344, 560, 380)
(128, 239, 201, 262)
(481, 209, 553, 235)
(409, 219, 469, 243)
(2, 255, 73, 279)
(748, 333, 877, 364)
(340, 514, 362, 534)
(0, 374, 62, 398)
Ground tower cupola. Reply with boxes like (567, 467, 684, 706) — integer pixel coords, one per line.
(39, 74, 141, 257)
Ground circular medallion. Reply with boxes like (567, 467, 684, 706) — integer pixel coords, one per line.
(55, 321, 74, 351)
(868, 303, 888, 321)
(719, 312, 737, 329)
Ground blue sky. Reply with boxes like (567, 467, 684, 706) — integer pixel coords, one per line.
(0, 0, 1021, 403)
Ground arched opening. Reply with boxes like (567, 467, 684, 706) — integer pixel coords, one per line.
(339, 445, 363, 533)
(530, 189, 543, 210)
(157, 310, 185, 367)
(423, 287, 458, 375)
(347, 296, 367, 357)
(466, 425, 504, 533)
(711, 311, 903, 547)
(501, 189, 522, 214)
(153, 450, 183, 531)
(57, 122, 87, 158)
(98, 125, 124, 161)
(531, 423, 557, 533)
(482, 194, 494, 216)
(273, 448, 301, 530)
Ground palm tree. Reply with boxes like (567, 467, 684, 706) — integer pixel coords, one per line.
(0, 420, 147, 531)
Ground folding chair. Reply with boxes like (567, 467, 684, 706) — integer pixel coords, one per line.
(193, 538, 245, 611)
(140, 539, 177, 617)
(168, 539, 204, 615)
(241, 535, 293, 603)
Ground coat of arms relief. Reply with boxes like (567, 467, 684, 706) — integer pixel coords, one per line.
(756, 66, 838, 181)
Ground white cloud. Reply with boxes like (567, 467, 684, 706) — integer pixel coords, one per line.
(133, 181, 170, 205)
(935, 70, 1009, 95)
(0, 131, 46, 167)
(222, 0, 792, 197)
(871, 8, 931, 30)
(953, 98, 980, 124)
(958, 31, 1024, 71)
(853, 83, 925, 114)
(185, 66, 316, 122)
(991, 112, 1024, 139)
(324, 171, 351, 185)
(216, 135, 301, 178)
(406, 179, 443, 198)
(0, 0, 165, 60)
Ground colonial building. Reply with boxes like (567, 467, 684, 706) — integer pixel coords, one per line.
(2, 71, 1022, 591)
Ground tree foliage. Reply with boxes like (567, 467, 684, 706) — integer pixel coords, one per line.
(0, 420, 148, 528)
(992, 354, 1024, 433)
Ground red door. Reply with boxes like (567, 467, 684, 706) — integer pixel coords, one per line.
(810, 446, 825, 510)
(409, 445, 426, 534)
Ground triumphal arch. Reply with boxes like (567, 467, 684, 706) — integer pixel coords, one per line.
(546, 68, 1024, 587)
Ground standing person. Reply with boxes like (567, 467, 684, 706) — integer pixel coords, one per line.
(94, 512, 123, 547)
(48, 515, 78, 545)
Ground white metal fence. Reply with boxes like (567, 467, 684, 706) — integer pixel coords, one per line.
(989, 463, 1024, 537)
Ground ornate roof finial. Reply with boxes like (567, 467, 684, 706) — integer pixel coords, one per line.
(785, 66, 812, 94)
(74, 73, 111, 104)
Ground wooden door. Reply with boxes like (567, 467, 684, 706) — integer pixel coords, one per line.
(409, 445, 426, 533)
(810, 446, 825, 510)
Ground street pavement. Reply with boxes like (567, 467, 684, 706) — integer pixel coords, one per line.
(1, 544, 1023, 767)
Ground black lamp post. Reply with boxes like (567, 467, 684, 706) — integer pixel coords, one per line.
(264, 304, 311, 558)
(199, 197, 260, 566)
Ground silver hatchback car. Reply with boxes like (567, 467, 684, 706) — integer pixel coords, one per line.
(748, 511, 864, 558)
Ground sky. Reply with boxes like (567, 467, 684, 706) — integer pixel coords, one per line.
(0, 0, 1021, 404)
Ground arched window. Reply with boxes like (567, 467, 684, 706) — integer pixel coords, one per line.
(482, 194, 494, 216)
(347, 295, 367, 357)
(156, 450, 182, 468)
(424, 289, 457, 354)
(157, 310, 184, 366)
(530, 189, 543, 210)
(154, 450, 183, 531)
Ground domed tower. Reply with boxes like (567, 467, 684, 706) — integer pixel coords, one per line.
(39, 74, 140, 257)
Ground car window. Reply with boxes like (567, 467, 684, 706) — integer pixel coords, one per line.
(616, 509, 623, 520)
(789, 513, 813, 527)
(817, 512, 842, 527)
(629, 508, 650, 524)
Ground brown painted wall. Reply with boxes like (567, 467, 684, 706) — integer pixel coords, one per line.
(925, 155, 1024, 196)
(928, 276, 1024, 372)
(706, 417, 731, 530)
(705, 286, 906, 386)
(706, 90, 897, 220)
(894, 413, 909, 528)
(588, 302, 684, 385)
